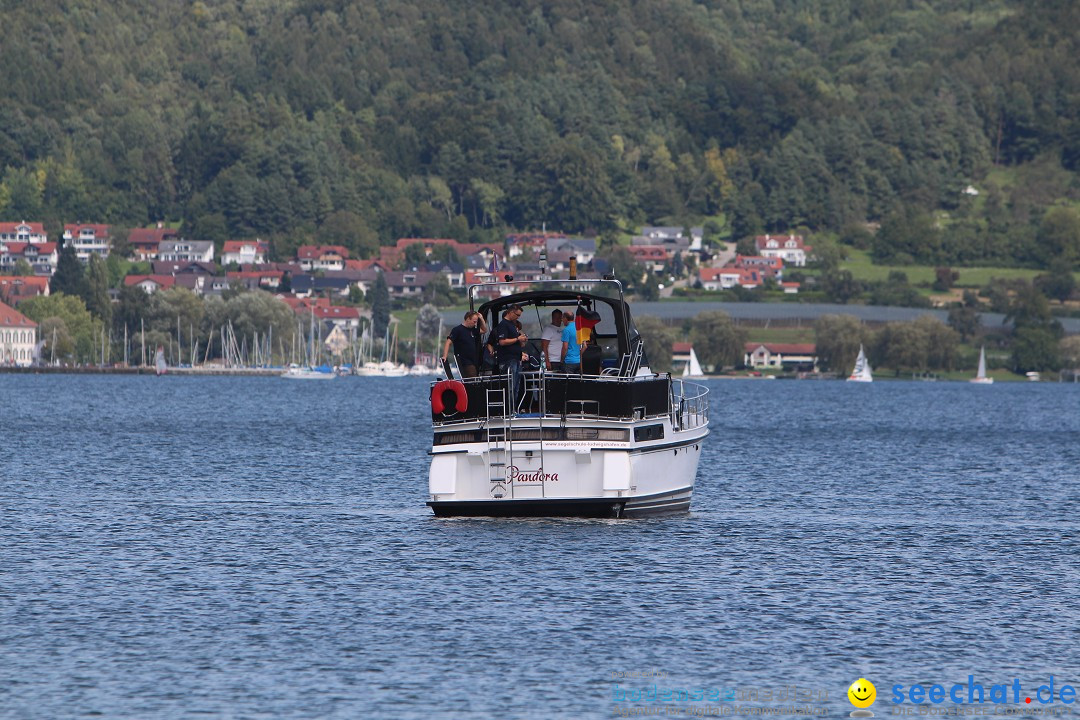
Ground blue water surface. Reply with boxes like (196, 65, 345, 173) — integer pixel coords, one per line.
(1, 375, 1078, 718)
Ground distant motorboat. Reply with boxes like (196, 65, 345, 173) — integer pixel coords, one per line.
(1026, 371, 1041, 382)
(846, 344, 873, 382)
(970, 346, 993, 385)
(681, 346, 706, 379)
(281, 363, 336, 380)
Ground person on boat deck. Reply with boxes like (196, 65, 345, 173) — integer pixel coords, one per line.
(541, 309, 564, 372)
(560, 310, 584, 374)
(441, 310, 487, 378)
(495, 305, 527, 400)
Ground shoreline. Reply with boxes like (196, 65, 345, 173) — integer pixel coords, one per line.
(0, 366, 285, 377)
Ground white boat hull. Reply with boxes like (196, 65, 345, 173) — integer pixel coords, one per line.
(428, 417, 708, 518)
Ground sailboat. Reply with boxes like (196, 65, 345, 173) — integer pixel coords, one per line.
(970, 346, 993, 384)
(846, 344, 873, 382)
(154, 346, 167, 376)
(282, 306, 335, 380)
(682, 346, 705, 379)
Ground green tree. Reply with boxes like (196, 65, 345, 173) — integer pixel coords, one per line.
(689, 311, 747, 370)
(1036, 206, 1080, 266)
(37, 317, 74, 364)
(813, 314, 866, 373)
(371, 272, 391, 339)
(12, 258, 33, 276)
(735, 236, 756, 256)
(84, 254, 112, 325)
(1012, 326, 1061, 373)
(1035, 261, 1076, 304)
(424, 272, 455, 307)
(417, 303, 443, 344)
(51, 243, 87, 299)
(401, 242, 428, 269)
(20, 293, 98, 363)
(634, 315, 676, 373)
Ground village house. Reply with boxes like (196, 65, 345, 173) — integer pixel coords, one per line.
(546, 237, 596, 266)
(0, 242, 59, 276)
(159, 240, 215, 263)
(730, 255, 783, 279)
(123, 275, 177, 294)
(152, 260, 217, 277)
(0, 221, 47, 244)
(697, 266, 762, 290)
(506, 232, 566, 258)
(0, 275, 49, 304)
(744, 343, 817, 370)
(62, 224, 111, 262)
(297, 245, 348, 272)
(628, 245, 670, 274)
(129, 226, 180, 261)
(0, 300, 36, 366)
(639, 225, 703, 251)
(226, 270, 284, 291)
(221, 240, 268, 266)
(755, 234, 811, 267)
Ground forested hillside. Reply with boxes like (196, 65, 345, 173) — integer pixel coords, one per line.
(2, 0, 1080, 266)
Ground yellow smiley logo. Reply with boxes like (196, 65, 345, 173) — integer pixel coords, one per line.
(848, 678, 877, 708)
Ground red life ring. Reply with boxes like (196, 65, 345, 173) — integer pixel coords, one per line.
(431, 380, 468, 415)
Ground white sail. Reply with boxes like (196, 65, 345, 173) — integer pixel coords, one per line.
(154, 346, 167, 376)
(683, 347, 705, 378)
(847, 344, 873, 382)
(971, 345, 993, 384)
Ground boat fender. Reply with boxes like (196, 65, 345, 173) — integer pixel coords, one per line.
(432, 380, 468, 415)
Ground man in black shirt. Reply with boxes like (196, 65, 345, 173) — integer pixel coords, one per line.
(494, 304, 527, 402)
(441, 310, 487, 378)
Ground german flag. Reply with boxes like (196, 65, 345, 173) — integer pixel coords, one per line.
(576, 306, 601, 344)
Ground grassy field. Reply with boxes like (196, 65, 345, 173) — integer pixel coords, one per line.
(743, 326, 816, 344)
(838, 249, 1050, 286)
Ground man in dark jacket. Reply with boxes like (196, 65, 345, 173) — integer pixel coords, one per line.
(441, 310, 487, 378)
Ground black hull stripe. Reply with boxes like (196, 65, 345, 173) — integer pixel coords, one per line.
(428, 486, 695, 518)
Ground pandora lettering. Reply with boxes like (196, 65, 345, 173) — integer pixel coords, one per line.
(508, 466, 559, 482)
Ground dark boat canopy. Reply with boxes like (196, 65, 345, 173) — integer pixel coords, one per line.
(473, 282, 641, 359)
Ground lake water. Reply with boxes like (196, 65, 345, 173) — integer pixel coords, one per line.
(2, 375, 1078, 718)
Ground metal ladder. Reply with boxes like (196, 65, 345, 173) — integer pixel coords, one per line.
(485, 382, 513, 499)
(519, 367, 548, 498)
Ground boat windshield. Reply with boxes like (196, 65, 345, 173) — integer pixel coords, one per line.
(470, 279, 640, 367)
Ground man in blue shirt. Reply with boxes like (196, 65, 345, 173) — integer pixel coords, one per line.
(561, 310, 582, 374)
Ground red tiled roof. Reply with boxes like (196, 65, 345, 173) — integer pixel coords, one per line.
(0, 221, 45, 234)
(0, 299, 36, 328)
(223, 240, 268, 253)
(628, 245, 669, 260)
(129, 227, 179, 245)
(227, 270, 283, 280)
(64, 223, 111, 236)
(4, 242, 57, 255)
(312, 305, 361, 320)
(672, 342, 692, 353)
(123, 274, 176, 289)
(297, 245, 349, 260)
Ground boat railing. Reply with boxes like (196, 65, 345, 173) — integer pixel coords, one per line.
(432, 369, 679, 425)
(670, 378, 709, 431)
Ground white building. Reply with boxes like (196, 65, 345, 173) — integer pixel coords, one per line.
(221, 239, 268, 265)
(755, 234, 811, 267)
(159, 240, 215, 263)
(0, 221, 47, 244)
(63, 224, 112, 262)
(0, 300, 37, 366)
